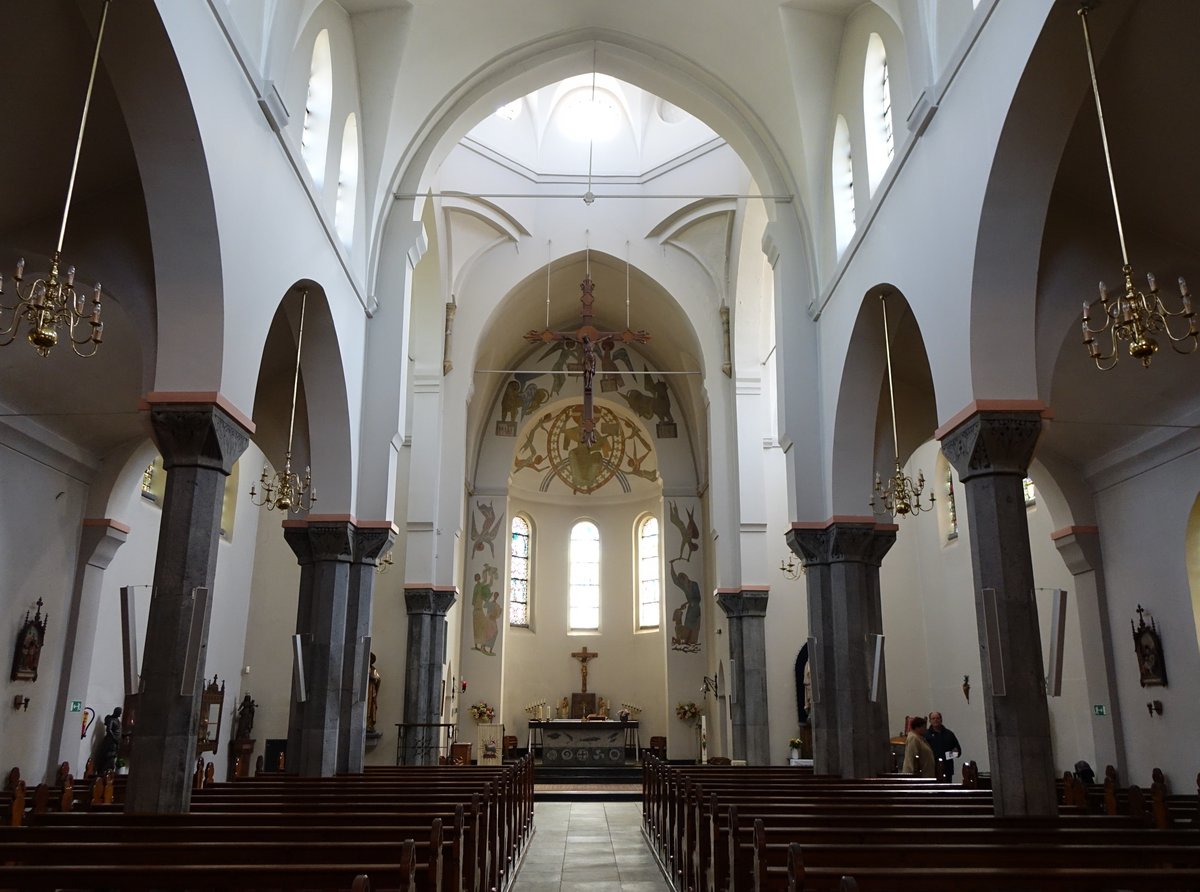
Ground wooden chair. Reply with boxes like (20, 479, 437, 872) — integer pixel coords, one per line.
(449, 742, 472, 765)
(649, 736, 667, 758)
(502, 735, 518, 760)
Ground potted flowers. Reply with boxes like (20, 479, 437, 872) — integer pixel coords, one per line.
(675, 701, 701, 724)
(788, 737, 802, 760)
(469, 701, 495, 724)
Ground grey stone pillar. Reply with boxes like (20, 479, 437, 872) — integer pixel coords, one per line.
(283, 520, 354, 777)
(786, 521, 895, 778)
(715, 587, 770, 765)
(49, 518, 129, 775)
(942, 409, 1056, 816)
(1052, 525, 1126, 777)
(402, 587, 456, 765)
(126, 402, 249, 813)
(339, 522, 396, 773)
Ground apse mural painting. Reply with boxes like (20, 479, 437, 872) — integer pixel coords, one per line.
(471, 563, 502, 656)
(469, 501, 503, 559)
(618, 370, 677, 438)
(511, 404, 658, 494)
(668, 500, 702, 652)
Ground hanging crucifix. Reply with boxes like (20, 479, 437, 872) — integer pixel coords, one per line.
(525, 276, 651, 447)
(571, 646, 599, 693)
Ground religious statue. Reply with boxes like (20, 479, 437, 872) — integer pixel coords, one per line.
(597, 696, 609, 718)
(556, 697, 569, 719)
(96, 707, 122, 773)
(367, 652, 381, 732)
(234, 694, 257, 740)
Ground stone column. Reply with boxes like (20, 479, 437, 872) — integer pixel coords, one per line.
(786, 520, 895, 778)
(339, 522, 397, 773)
(941, 408, 1056, 816)
(1052, 525, 1126, 776)
(402, 587, 457, 765)
(126, 401, 249, 813)
(715, 587, 770, 765)
(283, 520, 354, 777)
(49, 518, 129, 775)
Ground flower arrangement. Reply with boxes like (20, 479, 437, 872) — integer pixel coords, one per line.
(469, 701, 495, 723)
(788, 738, 802, 750)
(675, 701, 701, 723)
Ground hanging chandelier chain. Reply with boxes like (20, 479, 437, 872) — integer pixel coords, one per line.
(881, 295, 899, 459)
(1078, 6, 1129, 267)
(286, 290, 308, 458)
(58, 0, 111, 254)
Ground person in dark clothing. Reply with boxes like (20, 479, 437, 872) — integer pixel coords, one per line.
(1074, 760, 1096, 786)
(925, 711, 961, 781)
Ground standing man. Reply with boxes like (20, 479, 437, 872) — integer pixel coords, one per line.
(925, 711, 961, 781)
(901, 715, 936, 777)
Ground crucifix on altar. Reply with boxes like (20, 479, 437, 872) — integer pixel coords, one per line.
(525, 275, 651, 447)
(570, 645, 600, 718)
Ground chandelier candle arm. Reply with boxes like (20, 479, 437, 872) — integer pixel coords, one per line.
(1076, 5, 1199, 370)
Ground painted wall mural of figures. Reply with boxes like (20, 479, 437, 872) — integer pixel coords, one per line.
(668, 500, 702, 652)
(470, 500, 503, 559)
(471, 564, 502, 655)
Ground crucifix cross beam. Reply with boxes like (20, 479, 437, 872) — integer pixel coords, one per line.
(525, 276, 651, 447)
(571, 645, 599, 693)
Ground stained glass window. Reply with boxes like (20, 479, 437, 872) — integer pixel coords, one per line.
(569, 521, 600, 631)
(945, 466, 958, 541)
(638, 517, 661, 629)
(141, 462, 156, 501)
(1023, 477, 1037, 506)
(881, 58, 894, 162)
(510, 515, 531, 627)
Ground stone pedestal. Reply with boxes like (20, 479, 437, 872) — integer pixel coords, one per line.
(126, 401, 249, 813)
(284, 520, 354, 777)
(942, 408, 1056, 816)
(402, 587, 456, 765)
(715, 588, 770, 765)
(786, 521, 895, 779)
(339, 523, 396, 773)
(228, 739, 255, 779)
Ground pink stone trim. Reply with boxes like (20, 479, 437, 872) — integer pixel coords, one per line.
(934, 400, 1052, 441)
(140, 391, 256, 435)
(82, 517, 130, 533)
(790, 516, 890, 531)
(1050, 524, 1100, 541)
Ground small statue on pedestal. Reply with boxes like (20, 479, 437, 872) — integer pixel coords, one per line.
(234, 694, 257, 741)
(367, 653, 381, 732)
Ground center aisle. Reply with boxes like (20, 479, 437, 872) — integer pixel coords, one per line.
(512, 801, 670, 891)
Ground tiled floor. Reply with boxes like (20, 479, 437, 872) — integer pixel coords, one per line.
(513, 801, 670, 891)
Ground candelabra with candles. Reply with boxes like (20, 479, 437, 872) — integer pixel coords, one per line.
(250, 291, 317, 514)
(869, 293, 933, 518)
(1076, 4, 1198, 370)
(0, 1, 111, 358)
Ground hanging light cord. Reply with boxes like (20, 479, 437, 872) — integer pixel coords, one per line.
(545, 240, 552, 327)
(58, 0, 111, 253)
(1078, 6, 1129, 267)
(625, 240, 631, 328)
(881, 295, 900, 461)
(286, 291, 308, 458)
(586, 43, 597, 199)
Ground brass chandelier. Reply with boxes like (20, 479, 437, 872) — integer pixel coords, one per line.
(251, 291, 317, 514)
(870, 294, 933, 518)
(0, 0, 110, 358)
(1077, 4, 1197, 370)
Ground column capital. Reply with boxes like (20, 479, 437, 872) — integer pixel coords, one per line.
(283, 520, 355, 565)
(351, 522, 398, 566)
(1051, 525, 1103, 576)
(786, 520, 896, 568)
(147, 401, 250, 474)
(404, 586, 457, 616)
(715, 587, 769, 618)
(940, 409, 1043, 482)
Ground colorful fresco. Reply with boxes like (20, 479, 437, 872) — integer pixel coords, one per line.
(511, 404, 658, 494)
(471, 563, 502, 656)
(469, 500, 503, 559)
(668, 500, 702, 653)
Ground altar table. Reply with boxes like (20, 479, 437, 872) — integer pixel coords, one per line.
(528, 719, 640, 765)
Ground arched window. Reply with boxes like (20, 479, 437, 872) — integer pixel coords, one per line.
(832, 115, 856, 256)
(1023, 477, 1037, 506)
(509, 515, 532, 627)
(944, 465, 958, 541)
(334, 114, 358, 247)
(638, 517, 661, 629)
(863, 32, 895, 195)
(300, 30, 333, 187)
(569, 521, 601, 631)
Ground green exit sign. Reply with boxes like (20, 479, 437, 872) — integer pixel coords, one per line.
(69, 700, 82, 713)
(1093, 704, 1107, 716)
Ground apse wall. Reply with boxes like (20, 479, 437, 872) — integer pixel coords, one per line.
(880, 439, 1089, 776)
(1094, 447, 1200, 786)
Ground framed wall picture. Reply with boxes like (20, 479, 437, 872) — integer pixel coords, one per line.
(10, 599, 47, 682)
(1131, 605, 1167, 688)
